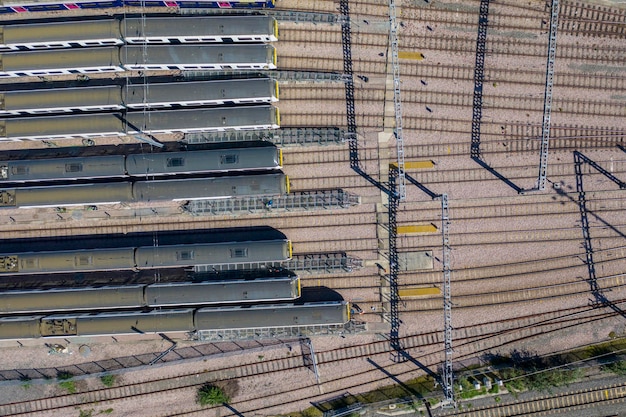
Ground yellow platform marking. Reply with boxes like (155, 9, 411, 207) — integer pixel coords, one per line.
(398, 51, 425, 60)
(390, 160, 435, 169)
(399, 287, 441, 297)
(397, 224, 437, 234)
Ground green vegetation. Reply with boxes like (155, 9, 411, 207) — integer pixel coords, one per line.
(197, 384, 230, 406)
(57, 371, 77, 394)
(100, 374, 116, 387)
(19, 375, 32, 390)
(99, 408, 114, 414)
(601, 360, 626, 376)
(78, 409, 93, 417)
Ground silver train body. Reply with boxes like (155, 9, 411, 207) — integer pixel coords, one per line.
(0, 105, 280, 141)
(0, 16, 278, 51)
(0, 172, 289, 208)
(0, 239, 292, 275)
(0, 302, 350, 340)
(0, 276, 300, 313)
(0, 44, 276, 78)
(0, 145, 283, 182)
(0, 78, 279, 116)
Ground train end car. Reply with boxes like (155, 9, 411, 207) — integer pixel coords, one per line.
(176, 0, 274, 9)
(134, 239, 292, 269)
(145, 276, 300, 306)
(0, 113, 125, 141)
(193, 301, 350, 331)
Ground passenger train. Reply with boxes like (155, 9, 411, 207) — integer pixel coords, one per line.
(0, 239, 292, 274)
(0, 105, 280, 141)
(0, 276, 300, 313)
(0, 172, 289, 208)
(0, 0, 274, 14)
(0, 44, 276, 78)
(0, 78, 279, 116)
(0, 15, 278, 51)
(0, 144, 283, 182)
(0, 302, 350, 340)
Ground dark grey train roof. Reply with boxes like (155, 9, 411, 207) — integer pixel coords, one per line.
(0, 47, 119, 72)
(0, 86, 122, 112)
(56, 309, 195, 336)
(0, 285, 145, 313)
(0, 113, 124, 138)
(125, 106, 276, 132)
(123, 78, 275, 106)
(1, 155, 126, 181)
(194, 302, 349, 330)
(0, 19, 120, 45)
(145, 277, 298, 306)
(12, 182, 133, 207)
(122, 15, 274, 38)
(0, 316, 42, 340)
(132, 173, 285, 201)
(120, 44, 273, 65)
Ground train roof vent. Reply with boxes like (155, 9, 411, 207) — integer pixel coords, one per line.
(11, 165, 28, 175)
(65, 163, 83, 173)
(75, 256, 93, 266)
(220, 154, 238, 164)
(167, 157, 185, 167)
(176, 250, 194, 261)
(230, 248, 248, 258)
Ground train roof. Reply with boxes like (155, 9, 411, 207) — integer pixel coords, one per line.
(194, 302, 349, 330)
(0, 285, 145, 313)
(132, 172, 285, 201)
(0, 47, 119, 72)
(0, 155, 126, 181)
(123, 78, 275, 107)
(0, 86, 121, 112)
(125, 106, 276, 133)
(0, 113, 124, 140)
(122, 15, 274, 38)
(0, 19, 120, 45)
(0, 316, 43, 340)
(8, 182, 133, 207)
(45, 309, 195, 336)
(145, 277, 298, 306)
(120, 44, 273, 65)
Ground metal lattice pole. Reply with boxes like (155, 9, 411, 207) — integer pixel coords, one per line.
(537, 0, 560, 190)
(441, 194, 455, 407)
(388, 168, 402, 359)
(389, 0, 406, 201)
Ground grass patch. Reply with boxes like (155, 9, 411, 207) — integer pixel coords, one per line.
(197, 384, 230, 406)
(100, 374, 116, 387)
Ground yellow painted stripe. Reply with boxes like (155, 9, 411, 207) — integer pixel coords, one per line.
(390, 160, 435, 169)
(399, 287, 441, 297)
(398, 51, 425, 60)
(397, 224, 438, 234)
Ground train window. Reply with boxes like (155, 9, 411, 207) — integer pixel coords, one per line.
(11, 165, 28, 175)
(176, 251, 194, 261)
(65, 163, 83, 173)
(220, 154, 239, 165)
(166, 157, 185, 167)
(75, 256, 93, 266)
(230, 248, 248, 258)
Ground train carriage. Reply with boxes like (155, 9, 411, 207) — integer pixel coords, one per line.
(0, 239, 292, 275)
(0, 46, 123, 78)
(0, 144, 281, 183)
(0, 113, 125, 141)
(123, 15, 277, 43)
(120, 44, 276, 71)
(193, 301, 351, 330)
(0, 285, 146, 313)
(0, 86, 124, 116)
(0, 316, 43, 340)
(125, 106, 279, 134)
(0, 182, 133, 208)
(123, 78, 278, 109)
(0, 155, 127, 182)
(40, 309, 196, 337)
(0, 19, 122, 51)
